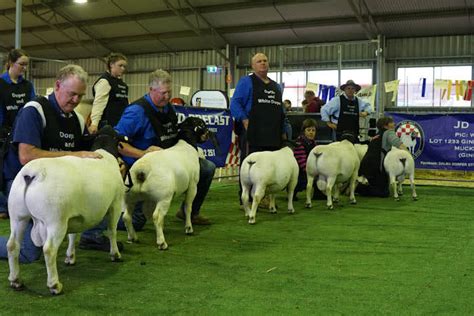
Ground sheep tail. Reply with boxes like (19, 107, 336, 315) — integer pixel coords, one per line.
(314, 152, 323, 159)
(22, 174, 36, 199)
(136, 171, 147, 183)
(399, 158, 407, 168)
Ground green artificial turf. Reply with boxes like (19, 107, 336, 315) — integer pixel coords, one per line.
(0, 182, 472, 315)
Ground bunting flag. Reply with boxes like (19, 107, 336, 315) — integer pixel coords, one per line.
(305, 81, 319, 94)
(455, 80, 468, 101)
(328, 86, 336, 100)
(384, 80, 399, 102)
(420, 78, 427, 97)
(464, 80, 473, 101)
(435, 79, 452, 100)
(356, 84, 377, 110)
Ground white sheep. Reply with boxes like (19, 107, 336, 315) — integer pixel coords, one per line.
(305, 140, 360, 210)
(383, 146, 417, 201)
(7, 128, 125, 295)
(123, 117, 209, 250)
(240, 146, 299, 224)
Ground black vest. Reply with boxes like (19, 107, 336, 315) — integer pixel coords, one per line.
(336, 95, 359, 138)
(247, 74, 284, 148)
(134, 97, 178, 149)
(92, 72, 129, 127)
(359, 130, 387, 178)
(35, 96, 83, 152)
(0, 77, 34, 129)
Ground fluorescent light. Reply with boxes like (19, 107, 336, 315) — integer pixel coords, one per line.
(73, 0, 88, 3)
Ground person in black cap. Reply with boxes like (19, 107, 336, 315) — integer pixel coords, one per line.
(321, 79, 372, 141)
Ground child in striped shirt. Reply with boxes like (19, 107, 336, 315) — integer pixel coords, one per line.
(293, 119, 318, 200)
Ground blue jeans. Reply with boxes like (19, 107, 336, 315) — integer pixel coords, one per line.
(83, 157, 216, 237)
(0, 179, 42, 264)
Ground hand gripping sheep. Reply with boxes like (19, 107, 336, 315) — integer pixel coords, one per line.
(123, 117, 210, 250)
(383, 146, 417, 201)
(7, 126, 127, 295)
(240, 146, 299, 224)
(305, 140, 360, 210)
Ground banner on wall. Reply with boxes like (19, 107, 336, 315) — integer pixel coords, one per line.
(389, 113, 474, 171)
(175, 106, 233, 167)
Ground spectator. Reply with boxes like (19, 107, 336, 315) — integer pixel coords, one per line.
(292, 119, 324, 201)
(321, 80, 371, 141)
(88, 52, 128, 134)
(0, 49, 36, 219)
(303, 90, 324, 113)
(283, 99, 293, 140)
(357, 116, 407, 197)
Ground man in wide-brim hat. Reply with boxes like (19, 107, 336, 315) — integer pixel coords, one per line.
(321, 79, 372, 141)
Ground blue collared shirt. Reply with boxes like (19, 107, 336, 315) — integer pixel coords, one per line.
(3, 94, 85, 180)
(115, 93, 175, 166)
(321, 93, 372, 123)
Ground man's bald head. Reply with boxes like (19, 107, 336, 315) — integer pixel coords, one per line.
(251, 53, 269, 79)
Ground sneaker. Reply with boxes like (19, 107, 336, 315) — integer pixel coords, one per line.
(79, 235, 124, 252)
(176, 210, 211, 225)
(258, 195, 271, 209)
(191, 215, 211, 225)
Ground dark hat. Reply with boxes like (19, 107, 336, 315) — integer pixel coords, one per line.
(340, 80, 361, 91)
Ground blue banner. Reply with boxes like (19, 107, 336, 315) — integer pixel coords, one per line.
(175, 107, 233, 168)
(388, 113, 474, 171)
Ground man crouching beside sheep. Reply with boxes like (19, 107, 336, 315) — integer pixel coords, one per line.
(0, 65, 125, 294)
(114, 69, 216, 244)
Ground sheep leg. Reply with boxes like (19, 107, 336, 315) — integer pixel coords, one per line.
(7, 217, 30, 291)
(184, 185, 197, 235)
(241, 185, 251, 217)
(43, 224, 68, 295)
(287, 177, 297, 214)
(305, 174, 315, 208)
(349, 173, 358, 205)
(390, 175, 399, 201)
(409, 173, 418, 201)
(249, 186, 265, 224)
(106, 199, 123, 262)
(333, 185, 340, 204)
(64, 234, 76, 265)
(397, 176, 404, 196)
(269, 194, 277, 214)
(123, 196, 139, 243)
(152, 199, 171, 250)
(326, 177, 336, 210)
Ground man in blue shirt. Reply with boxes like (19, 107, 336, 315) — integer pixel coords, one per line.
(115, 69, 216, 225)
(0, 65, 103, 263)
(321, 80, 372, 141)
(230, 53, 286, 206)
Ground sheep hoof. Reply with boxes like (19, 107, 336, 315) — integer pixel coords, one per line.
(270, 208, 277, 214)
(327, 205, 334, 210)
(288, 209, 295, 214)
(111, 254, 122, 262)
(398, 191, 404, 196)
(333, 199, 339, 204)
(49, 282, 63, 295)
(127, 237, 139, 244)
(10, 279, 25, 291)
(185, 226, 194, 235)
(157, 242, 168, 250)
(412, 196, 418, 201)
(350, 199, 357, 205)
(64, 256, 75, 265)
(305, 203, 312, 209)
(248, 217, 256, 225)
(395, 197, 400, 202)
